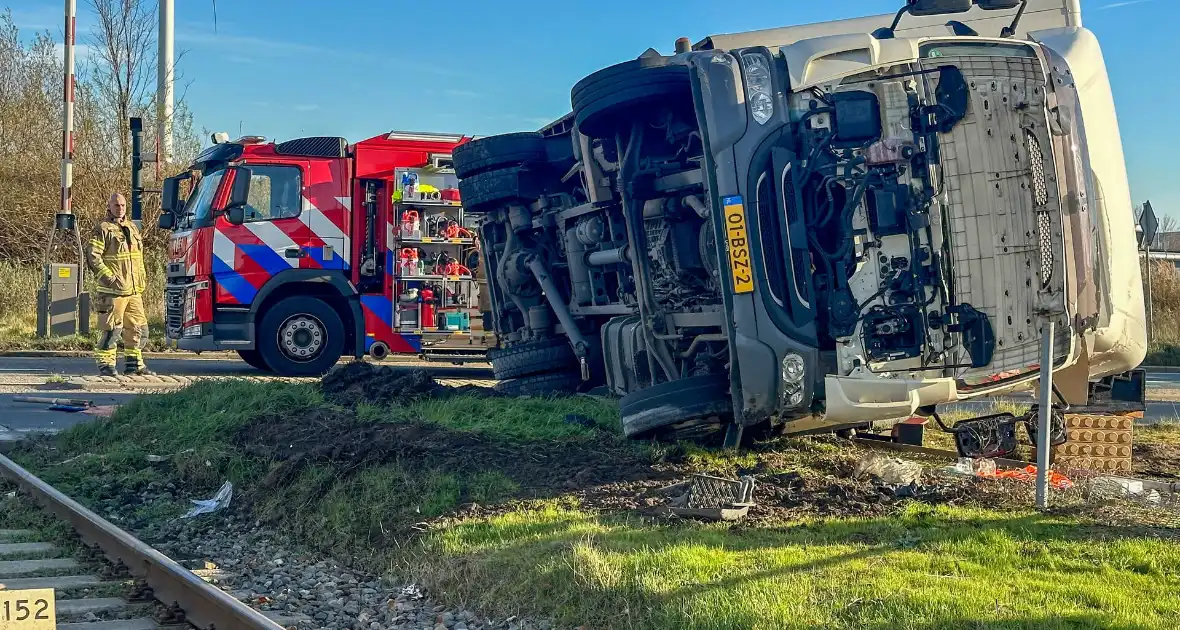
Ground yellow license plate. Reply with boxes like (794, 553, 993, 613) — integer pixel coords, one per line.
(0, 588, 56, 629)
(722, 196, 754, 294)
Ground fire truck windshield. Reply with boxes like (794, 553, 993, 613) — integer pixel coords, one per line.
(180, 169, 224, 229)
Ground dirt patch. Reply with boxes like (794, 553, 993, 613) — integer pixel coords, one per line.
(320, 362, 498, 406)
(1135, 442, 1180, 480)
(237, 408, 661, 499)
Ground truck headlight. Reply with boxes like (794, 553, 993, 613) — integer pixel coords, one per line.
(781, 353, 806, 408)
(782, 353, 805, 383)
(741, 52, 774, 125)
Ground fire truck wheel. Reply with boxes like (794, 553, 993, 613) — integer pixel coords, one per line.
(452, 132, 546, 179)
(493, 371, 583, 397)
(571, 56, 691, 139)
(258, 297, 346, 377)
(619, 373, 733, 440)
(457, 166, 542, 212)
(236, 349, 272, 373)
(488, 337, 577, 380)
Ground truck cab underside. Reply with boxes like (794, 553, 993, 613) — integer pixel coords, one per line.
(454, 3, 1144, 441)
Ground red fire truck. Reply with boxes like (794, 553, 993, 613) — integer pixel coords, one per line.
(157, 131, 493, 375)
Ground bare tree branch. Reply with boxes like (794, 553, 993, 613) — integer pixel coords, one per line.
(85, 0, 157, 166)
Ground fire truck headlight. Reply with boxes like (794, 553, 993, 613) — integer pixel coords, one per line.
(183, 286, 196, 324)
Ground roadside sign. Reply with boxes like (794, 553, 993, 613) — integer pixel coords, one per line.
(0, 588, 56, 629)
(1140, 200, 1158, 251)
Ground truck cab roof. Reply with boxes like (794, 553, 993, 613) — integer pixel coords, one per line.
(695, 0, 1081, 50)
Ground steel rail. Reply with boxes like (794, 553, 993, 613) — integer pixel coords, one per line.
(0, 453, 284, 630)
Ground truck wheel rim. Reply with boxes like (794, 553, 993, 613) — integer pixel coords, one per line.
(278, 315, 324, 361)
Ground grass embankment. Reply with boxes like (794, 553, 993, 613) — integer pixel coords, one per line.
(8, 374, 1180, 630)
(0, 260, 168, 352)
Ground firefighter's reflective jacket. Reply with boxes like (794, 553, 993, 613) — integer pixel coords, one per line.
(86, 219, 147, 296)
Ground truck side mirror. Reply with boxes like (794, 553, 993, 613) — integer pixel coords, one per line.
(976, 0, 1021, 9)
(222, 166, 252, 225)
(226, 206, 245, 225)
(876, 0, 973, 39)
(908, 0, 972, 16)
(226, 166, 252, 210)
(158, 213, 175, 230)
(161, 177, 181, 213)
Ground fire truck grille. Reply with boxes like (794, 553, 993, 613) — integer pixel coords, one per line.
(165, 286, 185, 337)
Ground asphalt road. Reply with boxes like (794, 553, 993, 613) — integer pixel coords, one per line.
(0, 355, 492, 381)
(0, 354, 493, 441)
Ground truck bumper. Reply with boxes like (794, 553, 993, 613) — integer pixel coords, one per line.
(166, 323, 255, 352)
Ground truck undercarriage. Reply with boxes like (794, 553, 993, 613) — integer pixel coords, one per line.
(457, 1, 1144, 442)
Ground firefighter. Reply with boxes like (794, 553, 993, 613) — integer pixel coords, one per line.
(86, 193, 153, 377)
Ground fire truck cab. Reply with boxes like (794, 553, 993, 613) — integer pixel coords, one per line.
(158, 131, 491, 375)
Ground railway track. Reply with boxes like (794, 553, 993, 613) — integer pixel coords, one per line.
(0, 454, 295, 630)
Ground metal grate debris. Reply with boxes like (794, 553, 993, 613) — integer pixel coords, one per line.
(685, 474, 756, 509)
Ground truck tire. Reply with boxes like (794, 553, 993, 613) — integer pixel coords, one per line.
(494, 371, 582, 397)
(453, 132, 546, 179)
(619, 373, 733, 440)
(257, 297, 345, 377)
(458, 166, 543, 212)
(572, 57, 692, 138)
(488, 337, 577, 380)
(236, 349, 272, 373)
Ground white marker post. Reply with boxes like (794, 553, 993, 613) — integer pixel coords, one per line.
(157, 0, 174, 165)
(1035, 317, 1055, 509)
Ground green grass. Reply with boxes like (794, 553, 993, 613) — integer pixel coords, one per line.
(10, 379, 1180, 629)
(1138, 420, 1180, 446)
(0, 260, 169, 353)
(357, 394, 620, 443)
(415, 502, 1180, 630)
(1144, 343, 1180, 367)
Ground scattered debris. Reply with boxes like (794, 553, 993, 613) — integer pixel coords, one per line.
(1089, 476, 1163, 504)
(941, 457, 998, 478)
(182, 481, 234, 518)
(144, 448, 196, 464)
(853, 453, 923, 486)
(13, 396, 93, 407)
(981, 465, 1074, 490)
(659, 474, 756, 521)
(83, 405, 120, 417)
(48, 404, 89, 413)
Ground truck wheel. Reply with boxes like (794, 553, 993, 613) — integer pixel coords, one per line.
(619, 373, 733, 440)
(258, 297, 345, 377)
(453, 132, 546, 179)
(458, 166, 542, 212)
(236, 349, 272, 372)
(494, 371, 582, 397)
(572, 56, 692, 139)
(488, 337, 577, 380)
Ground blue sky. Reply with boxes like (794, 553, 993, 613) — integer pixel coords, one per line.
(9, 0, 1176, 217)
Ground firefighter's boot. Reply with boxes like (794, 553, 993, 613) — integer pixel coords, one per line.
(123, 352, 155, 376)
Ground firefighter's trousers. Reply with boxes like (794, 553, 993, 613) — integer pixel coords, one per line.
(94, 293, 150, 371)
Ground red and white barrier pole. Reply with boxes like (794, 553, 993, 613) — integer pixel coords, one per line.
(60, 0, 76, 219)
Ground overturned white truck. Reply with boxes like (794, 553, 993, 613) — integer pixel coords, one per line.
(456, 0, 1146, 448)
